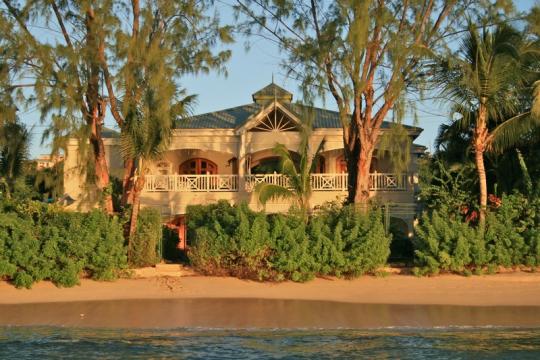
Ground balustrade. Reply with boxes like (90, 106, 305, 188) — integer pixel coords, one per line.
(143, 173, 409, 192)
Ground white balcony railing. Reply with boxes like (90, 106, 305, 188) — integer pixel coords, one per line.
(244, 173, 291, 192)
(144, 174, 238, 192)
(143, 173, 409, 192)
(311, 173, 348, 191)
(369, 173, 408, 191)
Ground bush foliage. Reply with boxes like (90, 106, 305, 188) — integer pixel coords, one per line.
(413, 193, 540, 275)
(0, 199, 127, 288)
(129, 207, 162, 268)
(186, 200, 391, 281)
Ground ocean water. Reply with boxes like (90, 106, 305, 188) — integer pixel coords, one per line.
(1, 327, 540, 359)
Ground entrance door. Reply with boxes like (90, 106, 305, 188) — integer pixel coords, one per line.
(180, 158, 217, 175)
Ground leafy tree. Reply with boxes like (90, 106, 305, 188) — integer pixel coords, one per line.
(0, 0, 232, 219)
(235, 0, 493, 205)
(97, 1, 232, 242)
(255, 117, 324, 217)
(431, 23, 540, 227)
(0, 0, 120, 212)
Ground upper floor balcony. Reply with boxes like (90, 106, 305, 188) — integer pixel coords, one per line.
(143, 172, 411, 193)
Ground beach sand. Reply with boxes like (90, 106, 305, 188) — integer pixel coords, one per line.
(1, 272, 540, 328)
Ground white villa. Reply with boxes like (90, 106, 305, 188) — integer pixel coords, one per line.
(64, 83, 425, 245)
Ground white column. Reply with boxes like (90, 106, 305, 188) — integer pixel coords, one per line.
(237, 130, 247, 192)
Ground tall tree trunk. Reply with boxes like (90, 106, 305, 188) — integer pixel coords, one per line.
(345, 144, 360, 204)
(354, 143, 375, 208)
(85, 7, 113, 214)
(89, 113, 113, 214)
(128, 166, 146, 255)
(121, 158, 136, 207)
(474, 104, 489, 229)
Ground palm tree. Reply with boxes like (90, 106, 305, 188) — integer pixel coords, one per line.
(0, 121, 30, 196)
(255, 118, 324, 217)
(433, 23, 539, 228)
(121, 87, 196, 244)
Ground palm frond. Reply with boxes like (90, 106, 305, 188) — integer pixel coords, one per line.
(488, 112, 539, 152)
(255, 183, 294, 205)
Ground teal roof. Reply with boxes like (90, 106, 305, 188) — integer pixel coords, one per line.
(175, 102, 421, 132)
(177, 103, 262, 129)
(175, 83, 422, 134)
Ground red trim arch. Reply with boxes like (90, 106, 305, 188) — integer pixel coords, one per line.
(179, 158, 218, 175)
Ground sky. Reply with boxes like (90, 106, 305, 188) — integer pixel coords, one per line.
(19, 0, 538, 158)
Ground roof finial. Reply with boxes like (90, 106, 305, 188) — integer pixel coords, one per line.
(271, 73, 274, 84)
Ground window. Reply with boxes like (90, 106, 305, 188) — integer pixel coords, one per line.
(180, 158, 218, 175)
(315, 156, 326, 173)
(336, 155, 378, 173)
(336, 156, 347, 173)
(250, 109, 298, 132)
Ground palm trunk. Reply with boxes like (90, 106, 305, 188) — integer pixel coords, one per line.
(128, 166, 147, 257)
(474, 105, 489, 229)
(121, 158, 136, 207)
(474, 145, 488, 227)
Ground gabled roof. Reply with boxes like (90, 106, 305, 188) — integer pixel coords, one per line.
(174, 83, 423, 135)
(176, 102, 422, 133)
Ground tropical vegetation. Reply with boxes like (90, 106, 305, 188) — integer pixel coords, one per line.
(255, 116, 324, 217)
(187, 201, 390, 282)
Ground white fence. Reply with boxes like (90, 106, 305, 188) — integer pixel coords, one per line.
(144, 173, 409, 192)
(244, 174, 291, 192)
(144, 174, 238, 192)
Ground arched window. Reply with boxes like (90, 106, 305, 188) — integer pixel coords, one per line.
(250, 109, 298, 132)
(180, 158, 217, 175)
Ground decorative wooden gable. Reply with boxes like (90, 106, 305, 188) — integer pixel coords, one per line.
(249, 108, 299, 132)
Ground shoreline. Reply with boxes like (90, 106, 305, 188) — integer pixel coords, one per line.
(1, 272, 540, 328)
(3, 299, 540, 329)
(2, 271, 540, 306)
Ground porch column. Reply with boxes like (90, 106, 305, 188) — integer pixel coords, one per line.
(237, 130, 247, 191)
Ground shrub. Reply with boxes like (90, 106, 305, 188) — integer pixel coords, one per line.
(413, 207, 479, 275)
(129, 208, 162, 268)
(186, 201, 391, 281)
(188, 201, 272, 279)
(0, 199, 127, 288)
(413, 192, 540, 274)
(309, 205, 391, 277)
(270, 213, 314, 281)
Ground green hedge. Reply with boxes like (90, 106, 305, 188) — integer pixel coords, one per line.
(413, 193, 540, 275)
(0, 200, 127, 288)
(186, 201, 391, 281)
(129, 208, 162, 268)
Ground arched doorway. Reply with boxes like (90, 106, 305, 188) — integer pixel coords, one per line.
(336, 155, 378, 173)
(315, 156, 326, 173)
(251, 156, 281, 174)
(179, 158, 217, 175)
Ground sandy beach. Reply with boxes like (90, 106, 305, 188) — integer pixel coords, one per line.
(1, 272, 540, 328)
